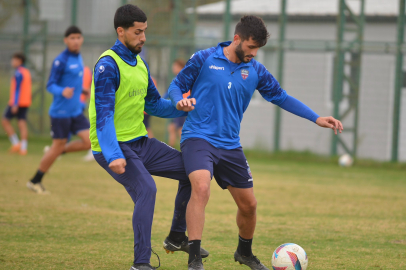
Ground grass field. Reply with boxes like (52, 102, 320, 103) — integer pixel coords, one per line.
(0, 136, 405, 270)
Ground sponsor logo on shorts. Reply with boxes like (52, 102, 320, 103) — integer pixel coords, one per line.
(209, 65, 225, 71)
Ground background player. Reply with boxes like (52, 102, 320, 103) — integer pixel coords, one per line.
(169, 15, 343, 270)
(27, 26, 91, 194)
(1, 52, 32, 155)
(90, 5, 207, 270)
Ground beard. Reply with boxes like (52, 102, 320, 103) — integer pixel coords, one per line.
(235, 43, 253, 63)
(124, 36, 143, 54)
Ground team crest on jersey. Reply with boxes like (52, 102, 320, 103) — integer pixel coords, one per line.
(241, 69, 249, 80)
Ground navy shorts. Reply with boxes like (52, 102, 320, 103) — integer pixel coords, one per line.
(3, 106, 28, 120)
(50, 114, 90, 139)
(181, 138, 253, 189)
(171, 116, 186, 129)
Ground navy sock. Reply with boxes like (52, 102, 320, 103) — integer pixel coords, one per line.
(30, 170, 45, 184)
(169, 231, 187, 243)
(188, 240, 201, 264)
(237, 235, 253, 257)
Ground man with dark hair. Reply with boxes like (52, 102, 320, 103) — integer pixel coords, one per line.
(89, 4, 207, 270)
(2, 52, 31, 155)
(27, 26, 91, 194)
(168, 15, 343, 270)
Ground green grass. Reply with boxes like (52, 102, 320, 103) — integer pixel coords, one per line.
(0, 136, 405, 270)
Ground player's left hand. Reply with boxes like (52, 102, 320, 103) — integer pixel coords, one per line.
(316, 116, 343, 135)
(11, 106, 18, 114)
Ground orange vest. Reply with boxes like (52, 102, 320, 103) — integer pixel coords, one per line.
(80, 66, 92, 103)
(9, 66, 32, 107)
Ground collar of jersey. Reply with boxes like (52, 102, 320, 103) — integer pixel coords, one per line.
(213, 41, 253, 68)
(110, 39, 138, 67)
(63, 48, 80, 56)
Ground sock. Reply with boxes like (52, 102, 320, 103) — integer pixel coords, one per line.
(21, 140, 28, 151)
(188, 240, 201, 264)
(9, 134, 19, 145)
(168, 231, 187, 243)
(30, 170, 45, 184)
(237, 235, 253, 257)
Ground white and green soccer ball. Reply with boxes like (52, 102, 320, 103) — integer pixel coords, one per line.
(271, 243, 308, 270)
(339, 154, 353, 167)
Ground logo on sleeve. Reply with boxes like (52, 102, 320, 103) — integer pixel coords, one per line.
(241, 69, 249, 80)
(98, 65, 105, 73)
(54, 60, 60, 67)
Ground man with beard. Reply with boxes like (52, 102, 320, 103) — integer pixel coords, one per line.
(168, 15, 343, 270)
(89, 5, 208, 270)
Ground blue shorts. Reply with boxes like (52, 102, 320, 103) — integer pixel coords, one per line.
(3, 106, 28, 120)
(181, 138, 253, 189)
(50, 114, 90, 139)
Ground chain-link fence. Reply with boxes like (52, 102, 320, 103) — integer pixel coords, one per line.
(0, 0, 405, 161)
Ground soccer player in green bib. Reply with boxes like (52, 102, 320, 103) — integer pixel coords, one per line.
(89, 5, 208, 270)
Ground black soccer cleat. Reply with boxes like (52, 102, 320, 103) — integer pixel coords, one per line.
(129, 263, 156, 270)
(188, 258, 205, 270)
(234, 250, 269, 270)
(163, 236, 210, 258)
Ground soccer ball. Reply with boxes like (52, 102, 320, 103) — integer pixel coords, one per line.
(339, 154, 353, 167)
(272, 243, 308, 270)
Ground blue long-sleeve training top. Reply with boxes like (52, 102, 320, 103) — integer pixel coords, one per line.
(47, 48, 84, 118)
(13, 68, 23, 106)
(168, 41, 319, 149)
(93, 39, 187, 163)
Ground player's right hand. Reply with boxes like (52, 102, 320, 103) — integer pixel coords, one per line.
(109, 158, 127, 174)
(176, 98, 196, 112)
(62, 87, 74, 99)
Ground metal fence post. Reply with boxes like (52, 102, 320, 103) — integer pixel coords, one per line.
(22, 0, 30, 58)
(273, 0, 287, 152)
(71, 0, 78, 25)
(223, 0, 231, 41)
(391, 0, 406, 162)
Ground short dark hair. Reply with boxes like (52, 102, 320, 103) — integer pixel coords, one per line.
(234, 15, 270, 47)
(12, 52, 26, 65)
(114, 4, 147, 31)
(64, 26, 82, 37)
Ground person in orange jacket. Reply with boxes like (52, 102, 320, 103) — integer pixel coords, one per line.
(1, 52, 32, 155)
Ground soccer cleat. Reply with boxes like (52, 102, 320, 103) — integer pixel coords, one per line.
(234, 250, 269, 270)
(163, 236, 210, 258)
(130, 263, 156, 270)
(26, 181, 50, 195)
(129, 264, 156, 270)
(19, 149, 28, 156)
(188, 258, 204, 270)
(9, 143, 21, 153)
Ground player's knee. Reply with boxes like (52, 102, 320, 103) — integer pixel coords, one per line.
(239, 199, 257, 216)
(1, 118, 9, 125)
(192, 182, 210, 202)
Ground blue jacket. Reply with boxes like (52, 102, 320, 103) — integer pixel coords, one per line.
(47, 49, 84, 118)
(93, 39, 187, 163)
(169, 41, 319, 149)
